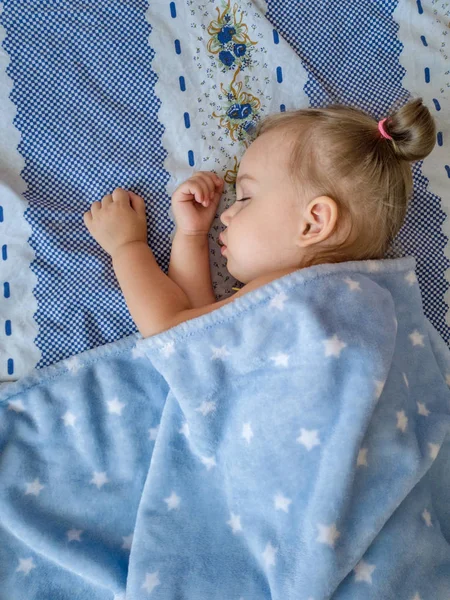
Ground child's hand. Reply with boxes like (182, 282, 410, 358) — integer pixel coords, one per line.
(171, 171, 224, 236)
(83, 188, 148, 257)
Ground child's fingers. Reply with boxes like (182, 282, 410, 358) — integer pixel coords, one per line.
(200, 174, 224, 203)
(128, 190, 146, 216)
(90, 201, 102, 215)
(185, 179, 210, 206)
(83, 211, 92, 227)
(192, 172, 223, 201)
(189, 177, 211, 205)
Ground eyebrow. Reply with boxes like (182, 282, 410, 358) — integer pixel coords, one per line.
(236, 174, 258, 184)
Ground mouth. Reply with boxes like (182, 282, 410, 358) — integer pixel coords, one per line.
(218, 233, 228, 255)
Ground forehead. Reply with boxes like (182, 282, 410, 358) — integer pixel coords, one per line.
(238, 129, 293, 181)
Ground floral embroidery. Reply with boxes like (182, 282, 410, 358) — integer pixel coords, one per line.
(207, 0, 258, 71)
(224, 155, 239, 186)
(212, 66, 261, 144)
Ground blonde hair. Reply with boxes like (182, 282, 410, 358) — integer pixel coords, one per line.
(253, 97, 436, 266)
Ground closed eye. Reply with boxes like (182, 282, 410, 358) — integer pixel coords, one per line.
(237, 197, 251, 202)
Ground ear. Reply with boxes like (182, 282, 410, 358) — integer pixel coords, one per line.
(297, 196, 338, 248)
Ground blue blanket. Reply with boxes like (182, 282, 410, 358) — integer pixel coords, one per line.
(2, 0, 449, 382)
(1, 257, 450, 599)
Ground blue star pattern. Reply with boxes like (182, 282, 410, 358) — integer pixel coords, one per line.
(1, 257, 450, 599)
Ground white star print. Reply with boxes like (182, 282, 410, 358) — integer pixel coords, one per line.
(132, 341, 147, 359)
(227, 513, 242, 534)
(142, 571, 161, 594)
(200, 456, 216, 470)
(316, 523, 340, 547)
(343, 277, 361, 291)
(179, 422, 190, 438)
(25, 478, 45, 496)
(164, 491, 181, 511)
(429, 443, 440, 460)
(67, 529, 83, 542)
(211, 345, 231, 360)
(160, 341, 175, 357)
(366, 261, 381, 272)
(269, 292, 288, 310)
(270, 353, 290, 367)
(62, 411, 77, 427)
(403, 373, 409, 388)
(196, 401, 216, 416)
(107, 397, 125, 416)
(357, 447, 368, 467)
(405, 271, 417, 286)
(296, 428, 320, 451)
(409, 330, 425, 347)
(65, 356, 81, 373)
(242, 422, 254, 444)
(323, 334, 347, 358)
(396, 410, 408, 433)
(122, 533, 134, 550)
(8, 399, 25, 412)
(16, 557, 36, 576)
(262, 542, 278, 568)
(274, 493, 292, 513)
(417, 402, 430, 417)
(90, 471, 109, 489)
(374, 380, 384, 399)
(353, 559, 376, 583)
(149, 426, 159, 441)
(422, 508, 432, 527)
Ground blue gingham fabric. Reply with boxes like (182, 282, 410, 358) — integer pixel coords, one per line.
(1, 0, 171, 369)
(1, 0, 449, 377)
(1, 257, 450, 599)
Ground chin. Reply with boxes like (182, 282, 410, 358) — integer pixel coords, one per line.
(226, 263, 249, 285)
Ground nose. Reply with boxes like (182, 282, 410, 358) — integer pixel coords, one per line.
(220, 198, 240, 225)
(220, 207, 231, 227)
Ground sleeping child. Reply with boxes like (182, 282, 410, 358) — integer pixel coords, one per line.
(4, 98, 450, 599)
(83, 97, 436, 339)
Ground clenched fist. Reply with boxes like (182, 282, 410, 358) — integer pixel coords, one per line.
(83, 188, 148, 258)
(171, 171, 224, 236)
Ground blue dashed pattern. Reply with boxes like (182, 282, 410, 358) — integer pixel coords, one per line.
(265, 0, 450, 345)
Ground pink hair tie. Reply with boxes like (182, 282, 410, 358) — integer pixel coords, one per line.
(378, 118, 393, 140)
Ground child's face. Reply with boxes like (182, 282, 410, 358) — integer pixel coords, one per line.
(220, 129, 305, 284)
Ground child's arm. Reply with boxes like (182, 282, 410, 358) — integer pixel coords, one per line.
(112, 241, 192, 338)
(168, 231, 216, 308)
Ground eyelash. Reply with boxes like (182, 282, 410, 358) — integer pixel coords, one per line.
(237, 197, 251, 202)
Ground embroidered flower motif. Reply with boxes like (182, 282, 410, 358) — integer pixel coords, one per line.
(207, 0, 257, 71)
(212, 66, 261, 144)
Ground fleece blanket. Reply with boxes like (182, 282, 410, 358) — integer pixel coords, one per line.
(1, 256, 450, 599)
(1, 0, 449, 381)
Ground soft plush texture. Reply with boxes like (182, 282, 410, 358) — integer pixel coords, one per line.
(1, 257, 450, 599)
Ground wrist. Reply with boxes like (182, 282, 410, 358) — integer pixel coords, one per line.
(174, 231, 209, 245)
(111, 240, 149, 262)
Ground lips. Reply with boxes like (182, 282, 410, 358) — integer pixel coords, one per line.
(218, 233, 227, 248)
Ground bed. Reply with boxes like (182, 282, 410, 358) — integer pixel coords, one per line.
(0, 1, 450, 599)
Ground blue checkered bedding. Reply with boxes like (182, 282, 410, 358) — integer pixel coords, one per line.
(0, 0, 449, 380)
